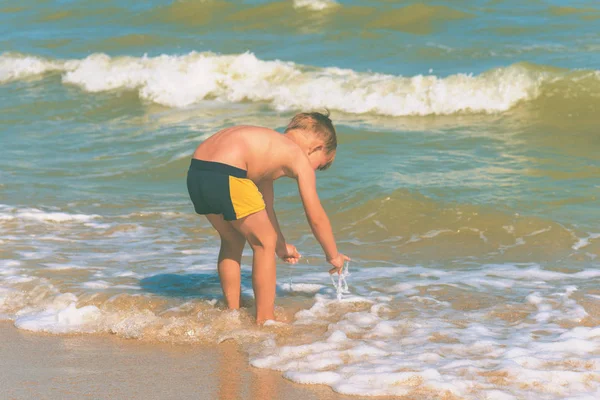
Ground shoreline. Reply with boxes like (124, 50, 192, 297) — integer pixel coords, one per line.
(0, 322, 357, 400)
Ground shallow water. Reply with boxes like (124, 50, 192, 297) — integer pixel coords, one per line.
(1, 1, 599, 398)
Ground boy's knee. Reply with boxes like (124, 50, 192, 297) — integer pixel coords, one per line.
(219, 231, 245, 251)
(247, 230, 277, 252)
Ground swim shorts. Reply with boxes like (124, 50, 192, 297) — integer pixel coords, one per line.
(187, 159, 265, 221)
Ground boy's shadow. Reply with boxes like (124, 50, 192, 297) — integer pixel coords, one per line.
(139, 272, 244, 300)
(139, 272, 319, 300)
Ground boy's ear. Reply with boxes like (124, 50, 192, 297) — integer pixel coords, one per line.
(309, 144, 324, 155)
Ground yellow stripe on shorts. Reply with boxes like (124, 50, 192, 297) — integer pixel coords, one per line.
(228, 176, 266, 219)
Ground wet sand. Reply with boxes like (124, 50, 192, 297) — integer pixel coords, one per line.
(0, 322, 354, 400)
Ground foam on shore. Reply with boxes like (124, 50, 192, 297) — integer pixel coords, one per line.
(2, 254, 599, 398)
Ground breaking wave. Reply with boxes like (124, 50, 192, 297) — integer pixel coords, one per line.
(2, 51, 598, 116)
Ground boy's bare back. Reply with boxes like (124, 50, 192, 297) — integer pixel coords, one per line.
(193, 126, 303, 184)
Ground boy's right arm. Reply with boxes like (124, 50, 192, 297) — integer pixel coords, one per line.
(293, 158, 349, 272)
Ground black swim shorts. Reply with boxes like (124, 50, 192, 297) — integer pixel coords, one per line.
(186, 159, 265, 221)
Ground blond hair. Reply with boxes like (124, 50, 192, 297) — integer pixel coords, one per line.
(284, 110, 337, 156)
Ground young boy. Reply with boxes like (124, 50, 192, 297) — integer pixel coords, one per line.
(187, 111, 350, 323)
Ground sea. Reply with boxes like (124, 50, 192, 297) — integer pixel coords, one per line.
(1, 0, 599, 398)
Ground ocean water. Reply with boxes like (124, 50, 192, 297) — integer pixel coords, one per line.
(1, 0, 600, 398)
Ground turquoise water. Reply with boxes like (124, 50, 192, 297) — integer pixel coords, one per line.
(1, 1, 600, 398)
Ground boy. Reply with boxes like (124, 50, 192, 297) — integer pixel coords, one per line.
(187, 111, 350, 323)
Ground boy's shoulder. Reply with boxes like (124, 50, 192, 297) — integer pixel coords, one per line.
(239, 126, 298, 150)
(234, 125, 278, 135)
(241, 126, 306, 177)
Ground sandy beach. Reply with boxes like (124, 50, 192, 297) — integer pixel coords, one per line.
(0, 322, 356, 400)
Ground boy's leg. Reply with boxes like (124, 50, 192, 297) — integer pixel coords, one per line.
(230, 210, 277, 323)
(205, 214, 246, 309)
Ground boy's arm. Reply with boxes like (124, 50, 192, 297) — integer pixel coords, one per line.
(293, 159, 339, 261)
(258, 180, 286, 253)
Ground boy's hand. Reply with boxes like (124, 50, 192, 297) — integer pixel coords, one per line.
(277, 243, 301, 264)
(327, 253, 351, 274)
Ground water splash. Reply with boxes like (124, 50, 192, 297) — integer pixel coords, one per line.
(330, 261, 350, 301)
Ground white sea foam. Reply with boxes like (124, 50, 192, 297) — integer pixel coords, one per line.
(2, 284, 244, 341)
(10, 291, 100, 334)
(2, 275, 35, 284)
(0, 268, 20, 276)
(15, 302, 102, 334)
(113, 271, 143, 278)
(572, 233, 600, 250)
(249, 263, 600, 398)
(112, 284, 141, 290)
(44, 263, 88, 271)
(0, 260, 21, 276)
(0, 51, 585, 116)
(293, 0, 338, 11)
(280, 283, 325, 293)
(0, 204, 99, 224)
(0, 53, 66, 83)
(81, 280, 111, 289)
(1, 232, 599, 400)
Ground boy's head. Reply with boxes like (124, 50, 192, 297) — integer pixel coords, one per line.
(284, 111, 337, 171)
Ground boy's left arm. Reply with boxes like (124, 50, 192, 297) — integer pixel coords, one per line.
(258, 180, 299, 262)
